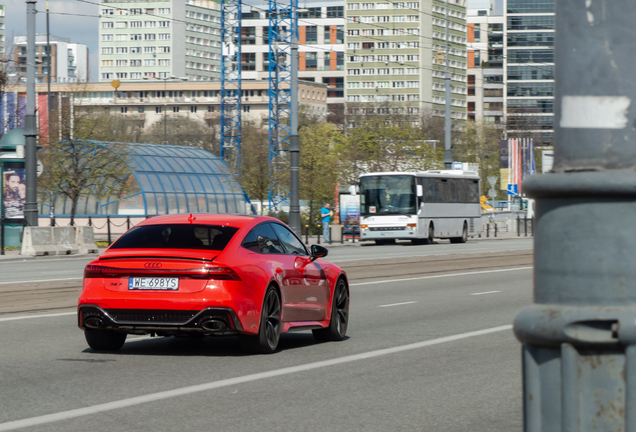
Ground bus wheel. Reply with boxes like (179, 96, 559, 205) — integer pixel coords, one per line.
(425, 224, 434, 244)
(451, 223, 468, 244)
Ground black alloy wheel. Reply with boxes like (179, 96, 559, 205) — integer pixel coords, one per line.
(313, 279, 349, 342)
(240, 287, 282, 354)
(85, 329, 127, 351)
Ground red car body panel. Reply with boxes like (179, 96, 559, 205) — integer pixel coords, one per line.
(78, 215, 347, 336)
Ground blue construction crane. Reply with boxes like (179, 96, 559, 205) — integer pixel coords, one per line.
(220, 0, 242, 173)
(267, 0, 298, 210)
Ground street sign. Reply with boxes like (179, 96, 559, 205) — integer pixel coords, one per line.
(488, 188, 497, 200)
(487, 176, 498, 188)
(37, 159, 43, 177)
(452, 162, 463, 170)
(507, 184, 518, 195)
(111, 80, 120, 89)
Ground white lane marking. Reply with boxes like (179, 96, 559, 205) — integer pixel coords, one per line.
(471, 291, 501, 296)
(350, 267, 532, 286)
(378, 301, 418, 308)
(0, 324, 512, 432)
(0, 277, 81, 286)
(0, 312, 76, 322)
(328, 247, 533, 263)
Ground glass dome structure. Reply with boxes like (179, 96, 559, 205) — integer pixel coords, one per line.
(41, 142, 249, 216)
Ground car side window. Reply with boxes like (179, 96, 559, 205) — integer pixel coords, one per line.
(241, 223, 285, 254)
(270, 223, 308, 256)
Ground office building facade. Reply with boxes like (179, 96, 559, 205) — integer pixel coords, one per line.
(99, 0, 222, 82)
(466, 5, 503, 123)
(238, 2, 346, 109)
(504, 0, 554, 145)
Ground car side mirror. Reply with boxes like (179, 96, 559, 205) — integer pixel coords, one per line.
(310, 244, 328, 260)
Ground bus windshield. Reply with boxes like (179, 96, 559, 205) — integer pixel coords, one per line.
(360, 175, 416, 216)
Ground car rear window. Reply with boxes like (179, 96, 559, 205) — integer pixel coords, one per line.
(110, 224, 239, 251)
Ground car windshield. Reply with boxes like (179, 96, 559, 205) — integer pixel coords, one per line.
(360, 175, 417, 216)
(110, 224, 239, 251)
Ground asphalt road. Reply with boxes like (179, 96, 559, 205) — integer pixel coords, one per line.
(0, 240, 532, 432)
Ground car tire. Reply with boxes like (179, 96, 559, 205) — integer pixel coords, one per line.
(240, 286, 282, 354)
(450, 223, 468, 244)
(313, 279, 349, 342)
(85, 329, 127, 351)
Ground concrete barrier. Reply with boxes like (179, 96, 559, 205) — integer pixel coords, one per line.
(21, 227, 58, 256)
(54, 226, 79, 255)
(76, 226, 98, 255)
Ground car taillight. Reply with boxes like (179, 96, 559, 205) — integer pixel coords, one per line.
(207, 267, 241, 281)
(84, 265, 119, 278)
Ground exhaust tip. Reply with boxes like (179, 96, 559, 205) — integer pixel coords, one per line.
(201, 319, 226, 332)
(84, 316, 105, 329)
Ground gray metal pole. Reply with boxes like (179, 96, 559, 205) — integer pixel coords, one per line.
(24, 0, 38, 227)
(514, 1, 636, 430)
(443, 0, 452, 170)
(288, 12, 301, 236)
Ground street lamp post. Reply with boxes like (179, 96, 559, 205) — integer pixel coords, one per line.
(24, 0, 38, 227)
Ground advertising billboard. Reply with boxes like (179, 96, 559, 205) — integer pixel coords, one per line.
(3, 166, 25, 219)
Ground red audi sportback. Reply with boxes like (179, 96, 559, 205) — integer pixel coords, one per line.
(78, 214, 349, 354)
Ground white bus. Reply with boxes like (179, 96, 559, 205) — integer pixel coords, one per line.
(359, 170, 481, 244)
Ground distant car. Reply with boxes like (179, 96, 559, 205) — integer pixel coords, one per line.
(78, 215, 349, 354)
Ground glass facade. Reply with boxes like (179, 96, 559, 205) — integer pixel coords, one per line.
(505, 0, 554, 145)
(41, 143, 248, 216)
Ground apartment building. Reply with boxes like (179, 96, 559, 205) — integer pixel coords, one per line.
(2, 81, 328, 136)
(99, 0, 222, 82)
(0, 6, 5, 55)
(14, 35, 89, 83)
(466, 5, 503, 123)
(239, 1, 345, 109)
(504, 0, 554, 145)
(344, 0, 467, 121)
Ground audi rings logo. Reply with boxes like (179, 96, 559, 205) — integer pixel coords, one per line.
(144, 262, 163, 269)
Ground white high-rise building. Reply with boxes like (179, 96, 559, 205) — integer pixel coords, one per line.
(14, 35, 89, 83)
(99, 0, 222, 82)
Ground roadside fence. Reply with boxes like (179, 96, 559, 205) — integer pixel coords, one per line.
(479, 215, 534, 238)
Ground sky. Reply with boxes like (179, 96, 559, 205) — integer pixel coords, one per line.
(5, 0, 100, 80)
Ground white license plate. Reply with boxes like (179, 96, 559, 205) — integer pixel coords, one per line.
(128, 277, 179, 290)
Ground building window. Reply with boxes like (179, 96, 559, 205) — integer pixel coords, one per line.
(172, 106, 180, 112)
(121, 107, 128, 113)
(305, 26, 318, 44)
(242, 105, 250, 113)
(102, 22, 114, 28)
(348, 3, 360, 9)
(101, 47, 113, 54)
(190, 106, 197, 113)
(101, 34, 113, 41)
(327, 6, 343, 17)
